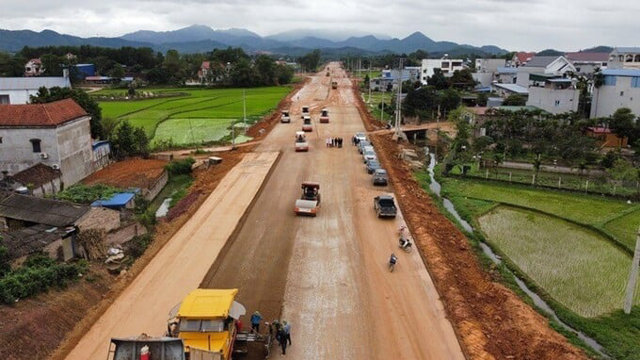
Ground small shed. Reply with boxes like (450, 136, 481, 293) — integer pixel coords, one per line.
(91, 192, 136, 210)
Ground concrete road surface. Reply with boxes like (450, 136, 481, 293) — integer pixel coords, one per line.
(203, 64, 464, 359)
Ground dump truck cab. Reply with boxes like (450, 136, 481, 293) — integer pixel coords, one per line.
(295, 181, 321, 216)
(302, 116, 313, 132)
(281, 110, 291, 123)
(172, 289, 246, 360)
(319, 108, 329, 123)
(295, 131, 309, 152)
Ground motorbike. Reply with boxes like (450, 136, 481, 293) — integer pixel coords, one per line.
(398, 237, 412, 253)
(388, 253, 398, 272)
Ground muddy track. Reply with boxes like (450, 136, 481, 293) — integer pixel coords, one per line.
(353, 80, 586, 359)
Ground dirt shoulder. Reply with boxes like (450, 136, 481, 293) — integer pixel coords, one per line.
(353, 86, 586, 358)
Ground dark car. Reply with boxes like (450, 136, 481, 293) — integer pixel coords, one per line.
(372, 169, 388, 186)
(366, 159, 381, 174)
(373, 195, 397, 218)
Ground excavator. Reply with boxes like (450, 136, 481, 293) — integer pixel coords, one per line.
(107, 289, 271, 360)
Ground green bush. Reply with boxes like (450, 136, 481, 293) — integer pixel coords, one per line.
(126, 234, 153, 259)
(56, 184, 121, 204)
(0, 254, 87, 304)
(165, 157, 195, 175)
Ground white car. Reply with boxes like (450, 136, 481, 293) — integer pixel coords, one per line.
(355, 132, 367, 143)
(363, 148, 377, 163)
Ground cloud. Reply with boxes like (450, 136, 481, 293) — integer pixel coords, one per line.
(0, 0, 637, 51)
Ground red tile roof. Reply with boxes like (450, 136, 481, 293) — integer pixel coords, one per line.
(201, 61, 210, 69)
(565, 52, 610, 62)
(0, 99, 88, 127)
(587, 127, 612, 134)
(515, 52, 536, 64)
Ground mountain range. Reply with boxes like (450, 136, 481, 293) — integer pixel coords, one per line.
(0, 24, 509, 57)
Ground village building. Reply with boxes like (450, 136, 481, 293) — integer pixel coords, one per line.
(590, 69, 640, 118)
(0, 98, 94, 186)
(585, 127, 628, 148)
(565, 52, 609, 74)
(420, 57, 465, 84)
(526, 78, 580, 114)
(0, 73, 71, 104)
(608, 47, 640, 70)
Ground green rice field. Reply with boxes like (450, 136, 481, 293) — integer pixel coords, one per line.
(96, 87, 291, 146)
(479, 206, 640, 317)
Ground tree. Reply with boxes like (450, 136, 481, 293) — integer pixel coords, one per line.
(439, 89, 461, 117)
(275, 64, 294, 85)
(230, 58, 256, 87)
(427, 69, 449, 90)
(254, 55, 276, 86)
(133, 127, 150, 158)
(298, 50, 321, 72)
(403, 86, 439, 119)
(502, 94, 527, 106)
(30, 87, 103, 139)
(607, 158, 638, 182)
(111, 121, 136, 159)
(0, 238, 10, 277)
(449, 69, 476, 90)
(609, 108, 636, 147)
(477, 92, 488, 107)
(39, 53, 63, 76)
(0, 52, 25, 76)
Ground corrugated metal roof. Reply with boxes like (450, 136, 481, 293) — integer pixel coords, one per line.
(497, 67, 518, 74)
(0, 77, 71, 91)
(613, 47, 640, 53)
(565, 52, 609, 62)
(0, 193, 89, 227)
(602, 69, 640, 77)
(523, 56, 562, 68)
(91, 192, 135, 208)
(493, 83, 529, 94)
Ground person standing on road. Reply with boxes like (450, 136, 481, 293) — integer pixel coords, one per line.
(283, 320, 292, 345)
(250, 311, 262, 333)
(276, 326, 288, 355)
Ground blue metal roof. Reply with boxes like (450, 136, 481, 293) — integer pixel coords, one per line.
(91, 192, 135, 208)
(602, 69, 640, 77)
(497, 67, 518, 74)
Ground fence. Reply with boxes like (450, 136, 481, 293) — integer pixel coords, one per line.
(456, 166, 640, 198)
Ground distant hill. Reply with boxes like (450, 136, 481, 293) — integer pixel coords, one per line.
(579, 45, 613, 53)
(536, 49, 564, 56)
(1, 25, 511, 57)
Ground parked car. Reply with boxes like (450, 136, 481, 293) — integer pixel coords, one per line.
(366, 159, 381, 174)
(373, 195, 397, 218)
(372, 169, 388, 186)
(363, 148, 377, 163)
(355, 132, 367, 144)
(358, 140, 371, 154)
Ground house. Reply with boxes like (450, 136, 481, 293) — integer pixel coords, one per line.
(585, 127, 628, 148)
(495, 67, 518, 84)
(370, 67, 421, 91)
(0, 99, 94, 186)
(0, 192, 120, 261)
(608, 47, 640, 70)
(590, 69, 640, 118)
(0, 74, 71, 104)
(492, 83, 529, 98)
(565, 52, 609, 74)
(24, 58, 44, 76)
(73, 64, 96, 78)
(515, 56, 576, 87)
(420, 57, 465, 84)
(9, 163, 63, 196)
(511, 52, 536, 67)
(526, 78, 580, 114)
(473, 59, 507, 87)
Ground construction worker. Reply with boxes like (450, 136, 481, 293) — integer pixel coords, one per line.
(276, 326, 288, 355)
(250, 311, 262, 333)
(283, 320, 292, 345)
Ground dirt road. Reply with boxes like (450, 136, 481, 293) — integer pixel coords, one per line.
(203, 64, 464, 359)
(64, 152, 279, 359)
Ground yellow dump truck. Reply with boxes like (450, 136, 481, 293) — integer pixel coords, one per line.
(108, 289, 271, 360)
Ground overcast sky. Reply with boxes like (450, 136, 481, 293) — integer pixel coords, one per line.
(0, 0, 637, 51)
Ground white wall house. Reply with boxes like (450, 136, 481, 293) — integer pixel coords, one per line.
(516, 56, 576, 87)
(608, 47, 640, 70)
(473, 59, 507, 87)
(0, 99, 94, 186)
(590, 69, 640, 118)
(526, 79, 580, 114)
(420, 57, 465, 84)
(0, 76, 71, 104)
(565, 52, 609, 75)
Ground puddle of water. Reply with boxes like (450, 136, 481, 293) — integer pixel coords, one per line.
(426, 153, 609, 358)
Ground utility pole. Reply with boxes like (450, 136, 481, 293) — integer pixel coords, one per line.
(380, 87, 385, 123)
(367, 62, 372, 104)
(624, 226, 640, 314)
(394, 58, 404, 138)
(243, 88, 247, 132)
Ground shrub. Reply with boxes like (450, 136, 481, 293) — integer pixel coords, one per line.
(165, 157, 195, 176)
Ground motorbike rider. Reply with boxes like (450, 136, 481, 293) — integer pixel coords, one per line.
(399, 237, 411, 249)
(389, 253, 398, 266)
